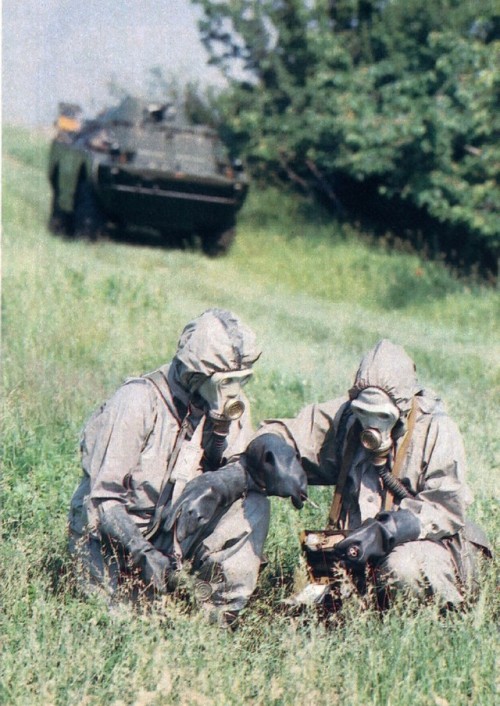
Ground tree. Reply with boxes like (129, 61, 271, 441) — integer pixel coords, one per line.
(191, 0, 500, 270)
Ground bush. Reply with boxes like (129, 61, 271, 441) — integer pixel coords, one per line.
(193, 0, 500, 273)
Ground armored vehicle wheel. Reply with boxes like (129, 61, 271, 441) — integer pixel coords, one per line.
(48, 182, 72, 236)
(73, 179, 107, 240)
(201, 226, 236, 257)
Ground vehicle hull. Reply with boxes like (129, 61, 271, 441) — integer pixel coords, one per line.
(47, 97, 249, 254)
(96, 165, 247, 231)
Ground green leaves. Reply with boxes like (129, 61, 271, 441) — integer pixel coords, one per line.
(193, 0, 500, 269)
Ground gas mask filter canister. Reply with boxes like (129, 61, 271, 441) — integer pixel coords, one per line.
(198, 370, 253, 422)
(350, 388, 400, 465)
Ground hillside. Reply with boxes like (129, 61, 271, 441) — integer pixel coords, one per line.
(1, 126, 499, 706)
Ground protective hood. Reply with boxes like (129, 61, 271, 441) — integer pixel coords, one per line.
(172, 308, 261, 392)
(348, 339, 421, 416)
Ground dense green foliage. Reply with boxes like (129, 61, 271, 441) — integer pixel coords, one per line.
(1, 127, 499, 705)
(192, 0, 500, 270)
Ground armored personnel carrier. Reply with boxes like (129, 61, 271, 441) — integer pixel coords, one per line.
(47, 97, 248, 255)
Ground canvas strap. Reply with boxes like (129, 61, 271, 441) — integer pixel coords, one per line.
(327, 422, 359, 529)
(384, 397, 417, 511)
(142, 370, 203, 541)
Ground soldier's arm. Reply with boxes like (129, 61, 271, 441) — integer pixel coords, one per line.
(253, 397, 347, 485)
(87, 382, 156, 521)
(399, 414, 469, 541)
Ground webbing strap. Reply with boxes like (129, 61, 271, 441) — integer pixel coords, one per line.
(384, 397, 417, 511)
(144, 414, 194, 541)
(142, 370, 178, 418)
(327, 423, 358, 529)
(142, 370, 196, 541)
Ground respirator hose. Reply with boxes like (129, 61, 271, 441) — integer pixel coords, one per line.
(377, 466, 414, 501)
(202, 419, 231, 471)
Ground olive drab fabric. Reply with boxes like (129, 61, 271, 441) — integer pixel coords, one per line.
(257, 339, 490, 604)
(68, 309, 269, 618)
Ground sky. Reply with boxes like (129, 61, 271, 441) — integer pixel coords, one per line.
(2, 0, 226, 126)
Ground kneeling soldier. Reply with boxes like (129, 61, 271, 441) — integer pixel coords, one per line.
(247, 340, 491, 609)
(68, 308, 306, 626)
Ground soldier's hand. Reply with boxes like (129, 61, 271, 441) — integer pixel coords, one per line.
(332, 520, 385, 568)
(333, 510, 421, 568)
(243, 433, 308, 509)
(161, 464, 248, 542)
(140, 546, 173, 593)
(99, 502, 174, 593)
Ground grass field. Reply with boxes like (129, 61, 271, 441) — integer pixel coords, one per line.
(1, 126, 499, 705)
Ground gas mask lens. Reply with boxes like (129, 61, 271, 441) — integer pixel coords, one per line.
(351, 389, 400, 456)
(198, 370, 252, 421)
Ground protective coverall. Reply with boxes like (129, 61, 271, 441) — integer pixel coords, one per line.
(68, 309, 270, 624)
(256, 340, 490, 607)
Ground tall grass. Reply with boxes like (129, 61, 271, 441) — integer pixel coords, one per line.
(1, 126, 498, 705)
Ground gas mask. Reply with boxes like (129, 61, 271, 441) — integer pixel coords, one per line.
(350, 388, 400, 466)
(198, 370, 253, 470)
(198, 370, 253, 423)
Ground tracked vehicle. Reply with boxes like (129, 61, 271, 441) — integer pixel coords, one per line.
(48, 97, 248, 255)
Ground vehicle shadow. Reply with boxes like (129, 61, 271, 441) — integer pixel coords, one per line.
(103, 224, 198, 252)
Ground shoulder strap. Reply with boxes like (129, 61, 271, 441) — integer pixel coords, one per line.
(327, 419, 359, 529)
(141, 369, 192, 541)
(385, 397, 417, 511)
(142, 369, 180, 419)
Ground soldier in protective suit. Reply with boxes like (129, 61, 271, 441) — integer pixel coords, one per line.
(246, 339, 491, 608)
(68, 308, 306, 626)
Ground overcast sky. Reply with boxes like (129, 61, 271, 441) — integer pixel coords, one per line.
(2, 0, 226, 126)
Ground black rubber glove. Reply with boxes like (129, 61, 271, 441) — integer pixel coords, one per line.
(243, 433, 308, 509)
(99, 503, 173, 592)
(139, 546, 173, 592)
(333, 509, 421, 568)
(161, 463, 248, 543)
